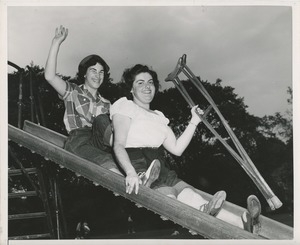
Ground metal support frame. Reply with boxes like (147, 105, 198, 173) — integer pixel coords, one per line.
(8, 61, 62, 239)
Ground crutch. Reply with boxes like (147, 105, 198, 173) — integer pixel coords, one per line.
(165, 54, 282, 210)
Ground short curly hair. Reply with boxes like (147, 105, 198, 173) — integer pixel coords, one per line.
(76, 54, 111, 85)
(121, 64, 160, 100)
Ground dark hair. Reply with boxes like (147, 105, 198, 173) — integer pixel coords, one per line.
(76, 54, 111, 85)
(121, 64, 160, 100)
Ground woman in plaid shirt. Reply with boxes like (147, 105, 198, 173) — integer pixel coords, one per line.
(44, 25, 121, 174)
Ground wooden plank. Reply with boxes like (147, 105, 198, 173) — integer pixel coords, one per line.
(11, 122, 293, 239)
(23, 120, 67, 148)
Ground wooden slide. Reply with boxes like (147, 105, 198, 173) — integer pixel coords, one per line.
(7, 120, 293, 239)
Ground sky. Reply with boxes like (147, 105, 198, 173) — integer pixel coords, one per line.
(6, 4, 293, 117)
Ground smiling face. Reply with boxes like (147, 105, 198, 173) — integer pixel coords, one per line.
(131, 72, 156, 108)
(84, 63, 104, 94)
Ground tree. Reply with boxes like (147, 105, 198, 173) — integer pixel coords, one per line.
(258, 87, 292, 144)
(255, 88, 293, 212)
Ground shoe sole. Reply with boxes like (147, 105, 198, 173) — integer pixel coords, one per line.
(247, 195, 261, 224)
(144, 160, 161, 188)
(242, 195, 262, 234)
(208, 190, 226, 216)
(241, 211, 252, 232)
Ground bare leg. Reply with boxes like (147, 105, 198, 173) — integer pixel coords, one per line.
(177, 188, 244, 229)
(177, 188, 207, 209)
(215, 209, 243, 228)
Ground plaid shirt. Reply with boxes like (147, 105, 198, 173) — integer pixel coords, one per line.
(61, 81, 110, 133)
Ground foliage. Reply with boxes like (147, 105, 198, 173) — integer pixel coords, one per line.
(258, 87, 292, 144)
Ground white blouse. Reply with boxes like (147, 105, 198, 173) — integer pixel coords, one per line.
(110, 97, 170, 148)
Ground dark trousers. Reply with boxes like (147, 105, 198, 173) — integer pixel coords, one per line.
(64, 114, 118, 170)
(126, 147, 180, 189)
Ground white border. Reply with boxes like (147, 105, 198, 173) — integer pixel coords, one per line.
(1, 1, 299, 245)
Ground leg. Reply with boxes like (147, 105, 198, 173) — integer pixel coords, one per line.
(127, 148, 161, 188)
(90, 114, 113, 151)
(65, 127, 122, 175)
(214, 208, 244, 228)
(171, 181, 208, 209)
(175, 187, 261, 230)
(155, 186, 178, 199)
(177, 188, 226, 217)
(218, 195, 262, 232)
(177, 188, 207, 210)
(141, 152, 253, 230)
(172, 182, 244, 228)
(138, 159, 161, 188)
(176, 187, 226, 236)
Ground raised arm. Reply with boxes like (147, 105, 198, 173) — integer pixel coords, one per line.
(112, 114, 140, 195)
(44, 26, 69, 97)
(163, 105, 203, 156)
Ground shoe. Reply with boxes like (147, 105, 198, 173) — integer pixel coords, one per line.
(242, 195, 261, 234)
(200, 190, 226, 216)
(247, 195, 261, 224)
(241, 211, 252, 232)
(138, 159, 161, 188)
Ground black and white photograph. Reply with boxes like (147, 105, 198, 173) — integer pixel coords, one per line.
(1, 1, 299, 244)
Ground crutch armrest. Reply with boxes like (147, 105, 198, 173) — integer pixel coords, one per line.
(165, 54, 187, 82)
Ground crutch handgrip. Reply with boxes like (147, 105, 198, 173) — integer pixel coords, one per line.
(202, 105, 212, 119)
(195, 105, 212, 122)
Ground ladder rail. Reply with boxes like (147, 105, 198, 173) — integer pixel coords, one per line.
(8, 61, 58, 239)
(36, 168, 56, 238)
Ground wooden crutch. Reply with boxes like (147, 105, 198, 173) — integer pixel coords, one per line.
(165, 54, 282, 210)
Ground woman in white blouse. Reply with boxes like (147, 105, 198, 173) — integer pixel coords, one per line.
(110, 64, 261, 233)
(110, 64, 226, 217)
